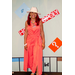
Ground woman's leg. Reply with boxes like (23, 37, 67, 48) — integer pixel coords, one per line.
(36, 66, 39, 75)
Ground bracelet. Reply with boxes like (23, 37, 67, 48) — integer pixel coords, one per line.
(24, 43, 27, 46)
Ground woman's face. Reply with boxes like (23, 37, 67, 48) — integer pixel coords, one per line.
(30, 12, 37, 19)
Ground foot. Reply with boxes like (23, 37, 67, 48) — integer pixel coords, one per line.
(31, 73, 35, 75)
(36, 72, 38, 75)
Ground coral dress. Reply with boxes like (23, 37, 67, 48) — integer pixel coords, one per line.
(23, 20, 43, 75)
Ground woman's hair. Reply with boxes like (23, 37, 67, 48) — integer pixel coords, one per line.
(27, 12, 41, 26)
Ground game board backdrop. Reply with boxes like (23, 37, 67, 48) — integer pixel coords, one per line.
(12, 0, 62, 72)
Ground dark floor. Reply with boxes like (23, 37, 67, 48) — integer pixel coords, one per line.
(12, 71, 62, 75)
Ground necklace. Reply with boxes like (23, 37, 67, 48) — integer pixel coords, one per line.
(31, 21, 35, 23)
(31, 21, 36, 28)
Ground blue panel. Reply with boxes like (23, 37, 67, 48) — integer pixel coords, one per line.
(15, 3, 30, 18)
(12, 58, 19, 62)
(20, 58, 24, 62)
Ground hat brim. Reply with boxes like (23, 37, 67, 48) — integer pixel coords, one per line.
(27, 11, 41, 15)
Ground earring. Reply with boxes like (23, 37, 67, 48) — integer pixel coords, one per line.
(29, 16, 31, 18)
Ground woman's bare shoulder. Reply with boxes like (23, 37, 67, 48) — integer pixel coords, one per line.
(25, 20, 28, 27)
(39, 19, 43, 26)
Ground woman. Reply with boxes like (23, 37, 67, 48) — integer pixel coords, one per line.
(23, 7, 45, 75)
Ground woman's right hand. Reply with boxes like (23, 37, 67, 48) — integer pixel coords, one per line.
(24, 45, 28, 51)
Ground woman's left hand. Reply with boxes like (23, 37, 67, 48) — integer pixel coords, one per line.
(42, 43, 45, 50)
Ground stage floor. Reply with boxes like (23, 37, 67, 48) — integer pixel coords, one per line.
(12, 71, 62, 75)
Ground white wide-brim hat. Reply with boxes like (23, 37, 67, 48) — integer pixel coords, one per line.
(27, 7, 41, 15)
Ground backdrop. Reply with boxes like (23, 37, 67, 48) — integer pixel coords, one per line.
(12, 0, 62, 72)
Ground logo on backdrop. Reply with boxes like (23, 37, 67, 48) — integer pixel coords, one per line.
(21, 9, 24, 13)
(15, 3, 30, 18)
(48, 37, 62, 52)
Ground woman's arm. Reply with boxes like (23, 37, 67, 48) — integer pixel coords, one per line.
(24, 21, 28, 44)
(40, 20, 45, 44)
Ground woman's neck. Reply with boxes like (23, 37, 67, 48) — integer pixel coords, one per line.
(31, 18, 36, 22)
